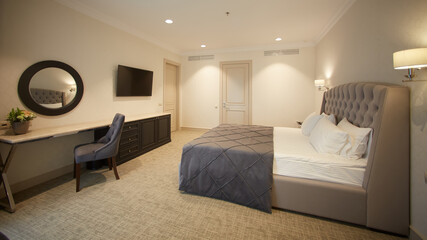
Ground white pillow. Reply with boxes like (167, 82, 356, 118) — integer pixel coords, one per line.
(309, 117, 349, 154)
(321, 113, 337, 125)
(301, 112, 322, 136)
(337, 118, 372, 159)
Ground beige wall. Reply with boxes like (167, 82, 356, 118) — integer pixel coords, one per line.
(181, 48, 316, 129)
(0, 0, 180, 187)
(2, 0, 424, 236)
(315, 0, 427, 237)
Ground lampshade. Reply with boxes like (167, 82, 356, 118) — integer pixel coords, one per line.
(393, 48, 427, 69)
(314, 79, 325, 87)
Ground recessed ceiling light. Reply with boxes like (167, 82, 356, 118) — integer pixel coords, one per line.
(165, 19, 173, 24)
(201, 44, 207, 48)
(275, 37, 282, 41)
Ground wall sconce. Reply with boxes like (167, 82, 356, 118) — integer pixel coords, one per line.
(393, 48, 427, 82)
(314, 79, 329, 91)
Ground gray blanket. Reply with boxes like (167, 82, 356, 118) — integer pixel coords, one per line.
(179, 124, 274, 213)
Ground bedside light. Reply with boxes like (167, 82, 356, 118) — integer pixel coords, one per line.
(393, 48, 427, 82)
(314, 79, 328, 91)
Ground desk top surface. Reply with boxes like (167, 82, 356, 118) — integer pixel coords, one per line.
(0, 112, 170, 144)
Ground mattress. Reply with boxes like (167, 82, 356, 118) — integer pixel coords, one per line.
(273, 127, 367, 186)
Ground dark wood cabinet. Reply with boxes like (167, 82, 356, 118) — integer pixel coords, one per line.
(140, 118, 157, 152)
(93, 114, 171, 166)
(118, 121, 141, 162)
(116, 114, 171, 165)
(157, 115, 171, 144)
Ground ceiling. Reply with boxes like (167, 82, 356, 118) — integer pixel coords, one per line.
(56, 0, 355, 55)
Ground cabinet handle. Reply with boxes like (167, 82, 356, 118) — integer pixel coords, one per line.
(128, 149, 131, 153)
(128, 126, 131, 129)
(129, 138, 132, 141)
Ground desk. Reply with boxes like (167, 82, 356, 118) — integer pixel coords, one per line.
(0, 112, 169, 212)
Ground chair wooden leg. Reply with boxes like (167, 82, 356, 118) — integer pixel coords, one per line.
(111, 156, 120, 180)
(75, 163, 81, 192)
(73, 158, 76, 179)
(108, 157, 112, 170)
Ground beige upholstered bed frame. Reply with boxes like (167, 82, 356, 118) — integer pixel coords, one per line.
(271, 83, 409, 235)
(30, 88, 66, 106)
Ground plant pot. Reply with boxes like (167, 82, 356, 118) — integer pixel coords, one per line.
(12, 121, 30, 135)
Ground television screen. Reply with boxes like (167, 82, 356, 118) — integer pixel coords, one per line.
(116, 65, 153, 96)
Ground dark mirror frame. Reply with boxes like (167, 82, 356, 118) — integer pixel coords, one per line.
(18, 60, 84, 116)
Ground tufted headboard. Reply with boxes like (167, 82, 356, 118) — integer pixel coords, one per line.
(320, 83, 390, 129)
(320, 82, 409, 233)
(30, 88, 65, 106)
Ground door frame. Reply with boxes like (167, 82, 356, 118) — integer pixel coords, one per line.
(163, 59, 180, 131)
(219, 60, 252, 125)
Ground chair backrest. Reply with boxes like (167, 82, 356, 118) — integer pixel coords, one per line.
(97, 113, 125, 158)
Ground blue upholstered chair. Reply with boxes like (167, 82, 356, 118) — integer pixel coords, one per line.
(73, 113, 125, 192)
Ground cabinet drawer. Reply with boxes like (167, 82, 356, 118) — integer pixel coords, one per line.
(121, 130, 139, 145)
(123, 122, 139, 132)
(119, 143, 140, 159)
(120, 133, 139, 146)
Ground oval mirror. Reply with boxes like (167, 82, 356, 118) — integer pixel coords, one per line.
(18, 61, 84, 116)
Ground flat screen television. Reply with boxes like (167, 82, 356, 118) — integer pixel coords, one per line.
(116, 65, 153, 96)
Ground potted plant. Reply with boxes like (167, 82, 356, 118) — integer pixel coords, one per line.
(6, 108, 36, 135)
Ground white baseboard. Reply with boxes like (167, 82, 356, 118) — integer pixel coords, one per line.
(410, 225, 426, 240)
(179, 127, 210, 131)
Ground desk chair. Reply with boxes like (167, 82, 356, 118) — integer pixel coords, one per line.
(73, 113, 125, 192)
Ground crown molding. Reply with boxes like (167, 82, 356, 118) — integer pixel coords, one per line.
(314, 0, 356, 44)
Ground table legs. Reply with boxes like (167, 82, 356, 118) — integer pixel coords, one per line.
(0, 144, 17, 213)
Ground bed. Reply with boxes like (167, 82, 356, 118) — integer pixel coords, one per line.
(30, 88, 66, 107)
(179, 82, 409, 235)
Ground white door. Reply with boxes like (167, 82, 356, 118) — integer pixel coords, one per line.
(164, 61, 179, 132)
(220, 61, 251, 125)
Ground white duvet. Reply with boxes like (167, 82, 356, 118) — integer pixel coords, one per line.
(273, 127, 367, 186)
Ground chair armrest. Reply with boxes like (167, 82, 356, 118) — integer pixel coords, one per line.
(94, 142, 111, 157)
(97, 135, 109, 143)
(74, 142, 97, 150)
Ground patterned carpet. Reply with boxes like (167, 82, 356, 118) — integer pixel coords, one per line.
(0, 129, 406, 240)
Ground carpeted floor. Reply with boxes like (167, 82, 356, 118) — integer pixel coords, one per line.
(0, 129, 406, 240)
